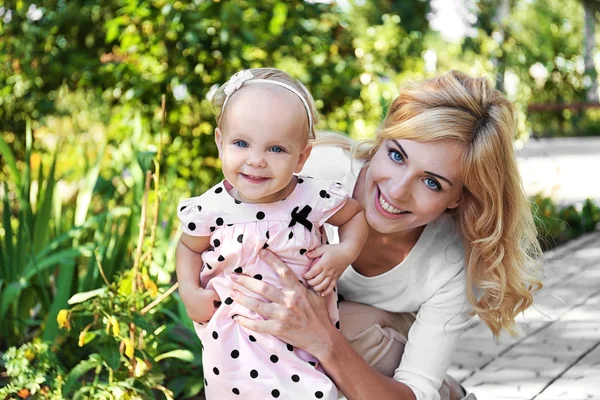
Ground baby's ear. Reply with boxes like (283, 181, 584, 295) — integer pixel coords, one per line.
(215, 128, 223, 158)
(294, 144, 313, 173)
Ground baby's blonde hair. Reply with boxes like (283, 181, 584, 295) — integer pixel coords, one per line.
(212, 68, 319, 140)
(316, 71, 543, 338)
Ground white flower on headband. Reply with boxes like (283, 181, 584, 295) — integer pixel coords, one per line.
(223, 70, 254, 96)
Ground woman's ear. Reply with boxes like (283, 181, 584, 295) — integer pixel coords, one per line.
(446, 190, 463, 211)
(215, 128, 223, 158)
(294, 144, 313, 173)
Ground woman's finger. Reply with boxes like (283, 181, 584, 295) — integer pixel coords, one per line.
(233, 315, 281, 335)
(312, 276, 331, 293)
(230, 273, 284, 303)
(230, 288, 278, 319)
(259, 249, 302, 289)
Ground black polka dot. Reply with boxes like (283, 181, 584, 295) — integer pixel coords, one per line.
(204, 378, 207, 386)
(234, 267, 243, 273)
(231, 349, 239, 359)
(210, 226, 216, 232)
(232, 388, 240, 395)
(253, 274, 263, 280)
(218, 255, 225, 262)
(249, 335, 256, 342)
(270, 355, 279, 363)
(197, 205, 202, 212)
(250, 369, 258, 378)
(237, 234, 243, 243)
(288, 231, 293, 239)
(266, 231, 270, 239)
(326, 194, 331, 198)
(213, 367, 219, 375)
(224, 297, 233, 305)
(319, 190, 328, 198)
(333, 286, 336, 292)
(298, 178, 304, 184)
(286, 343, 294, 351)
(234, 199, 242, 204)
(216, 217, 224, 226)
(215, 187, 223, 194)
(188, 222, 196, 231)
(256, 211, 265, 220)
(227, 223, 233, 227)
(262, 243, 269, 249)
(309, 361, 316, 366)
(180, 205, 187, 212)
(335, 321, 340, 329)
(206, 263, 212, 270)
(300, 249, 307, 255)
(212, 331, 218, 339)
(291, 374, 300, 383)
(213, 239, 221, 247)
(271, 389, 280, 398)
(315, 391, 324, 398)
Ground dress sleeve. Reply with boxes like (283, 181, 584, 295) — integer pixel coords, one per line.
(392, 270, 473, 400)
(177, 197, 211, 237)
(318, 181, 350, 225)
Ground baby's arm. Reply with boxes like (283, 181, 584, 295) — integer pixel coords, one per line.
(304, 198, 368, 295)
(176, 233, 220, 323)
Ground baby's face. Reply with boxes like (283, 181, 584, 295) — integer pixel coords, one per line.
(215, 85, 312, 203)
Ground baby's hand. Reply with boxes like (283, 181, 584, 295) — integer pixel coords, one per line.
(181, 287, 221, 324)
(303, 244, 354, 297)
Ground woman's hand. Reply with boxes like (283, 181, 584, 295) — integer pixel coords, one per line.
(230, 249, 339, 359)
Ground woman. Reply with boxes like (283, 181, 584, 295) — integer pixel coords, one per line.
(225, 70, 543, 399)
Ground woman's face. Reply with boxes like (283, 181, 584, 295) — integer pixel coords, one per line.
(360, 138, 465, 236)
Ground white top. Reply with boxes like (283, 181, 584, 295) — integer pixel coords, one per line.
(302, 145, 473, 400)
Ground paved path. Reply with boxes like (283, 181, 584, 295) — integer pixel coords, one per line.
(450, 229, 600, 399)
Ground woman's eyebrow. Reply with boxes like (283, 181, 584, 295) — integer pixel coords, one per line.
(391, 140, 409, 160)
(425, 171, 453, 187)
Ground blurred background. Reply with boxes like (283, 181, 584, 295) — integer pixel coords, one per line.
(1, 0, 600, 399)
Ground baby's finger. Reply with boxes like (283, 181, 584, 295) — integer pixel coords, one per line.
(306, 246, 327, 259)
(322, 280, 337, 297)
(312, 277, 331, 293)
(303, 262, 323, 280)
(306, 270, 327, 288)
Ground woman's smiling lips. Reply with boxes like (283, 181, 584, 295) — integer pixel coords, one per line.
(241, 173, 269, 183)
(374, 186, 411, 219)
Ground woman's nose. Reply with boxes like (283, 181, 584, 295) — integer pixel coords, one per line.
(387, 176, 412, 202)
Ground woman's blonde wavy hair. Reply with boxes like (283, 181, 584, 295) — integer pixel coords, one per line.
(316, 70, 543, 338)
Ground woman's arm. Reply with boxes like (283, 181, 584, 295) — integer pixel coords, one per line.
(176, 234, 220, 323)
(230, 249, 416, 400)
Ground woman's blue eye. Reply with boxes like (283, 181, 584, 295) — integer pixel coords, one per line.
(388, 149, 403, 163)
(233, 140, 248, 148)
(424, 178, 441, 191)
(270, 146, 285, 153)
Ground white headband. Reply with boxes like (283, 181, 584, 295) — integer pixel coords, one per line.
(219, 70, 313, 133)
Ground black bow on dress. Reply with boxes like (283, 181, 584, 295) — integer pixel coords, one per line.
(289, 205, 313, 232)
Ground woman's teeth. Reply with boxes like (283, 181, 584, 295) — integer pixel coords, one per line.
(379, 194, 408, 214)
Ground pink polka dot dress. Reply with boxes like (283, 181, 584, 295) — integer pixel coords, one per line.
(177, 176, 347, 400)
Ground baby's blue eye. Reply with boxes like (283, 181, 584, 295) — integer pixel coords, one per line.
(424, 178, 441, 191)
(233, 140, 248, 148)
(270, 146, 285, 153)
(388, 149, 403, 163)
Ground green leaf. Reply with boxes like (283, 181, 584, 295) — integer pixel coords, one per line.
(0, 135, 21, 189)
(0, 279, 29, 320)
(64, 355, 103, 395)
(155, 349, 194, 362)
(24, 246, 92, 280)
(67, 287, 107, 305)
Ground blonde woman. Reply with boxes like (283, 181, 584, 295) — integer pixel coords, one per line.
(220, 71, 544, 399)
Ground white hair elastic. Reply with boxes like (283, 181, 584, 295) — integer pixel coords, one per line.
(220, 69, 313, 133)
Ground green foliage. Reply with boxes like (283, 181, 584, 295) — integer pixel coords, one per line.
(0, 339, 65, 399)
(531, 194, 600, 250)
